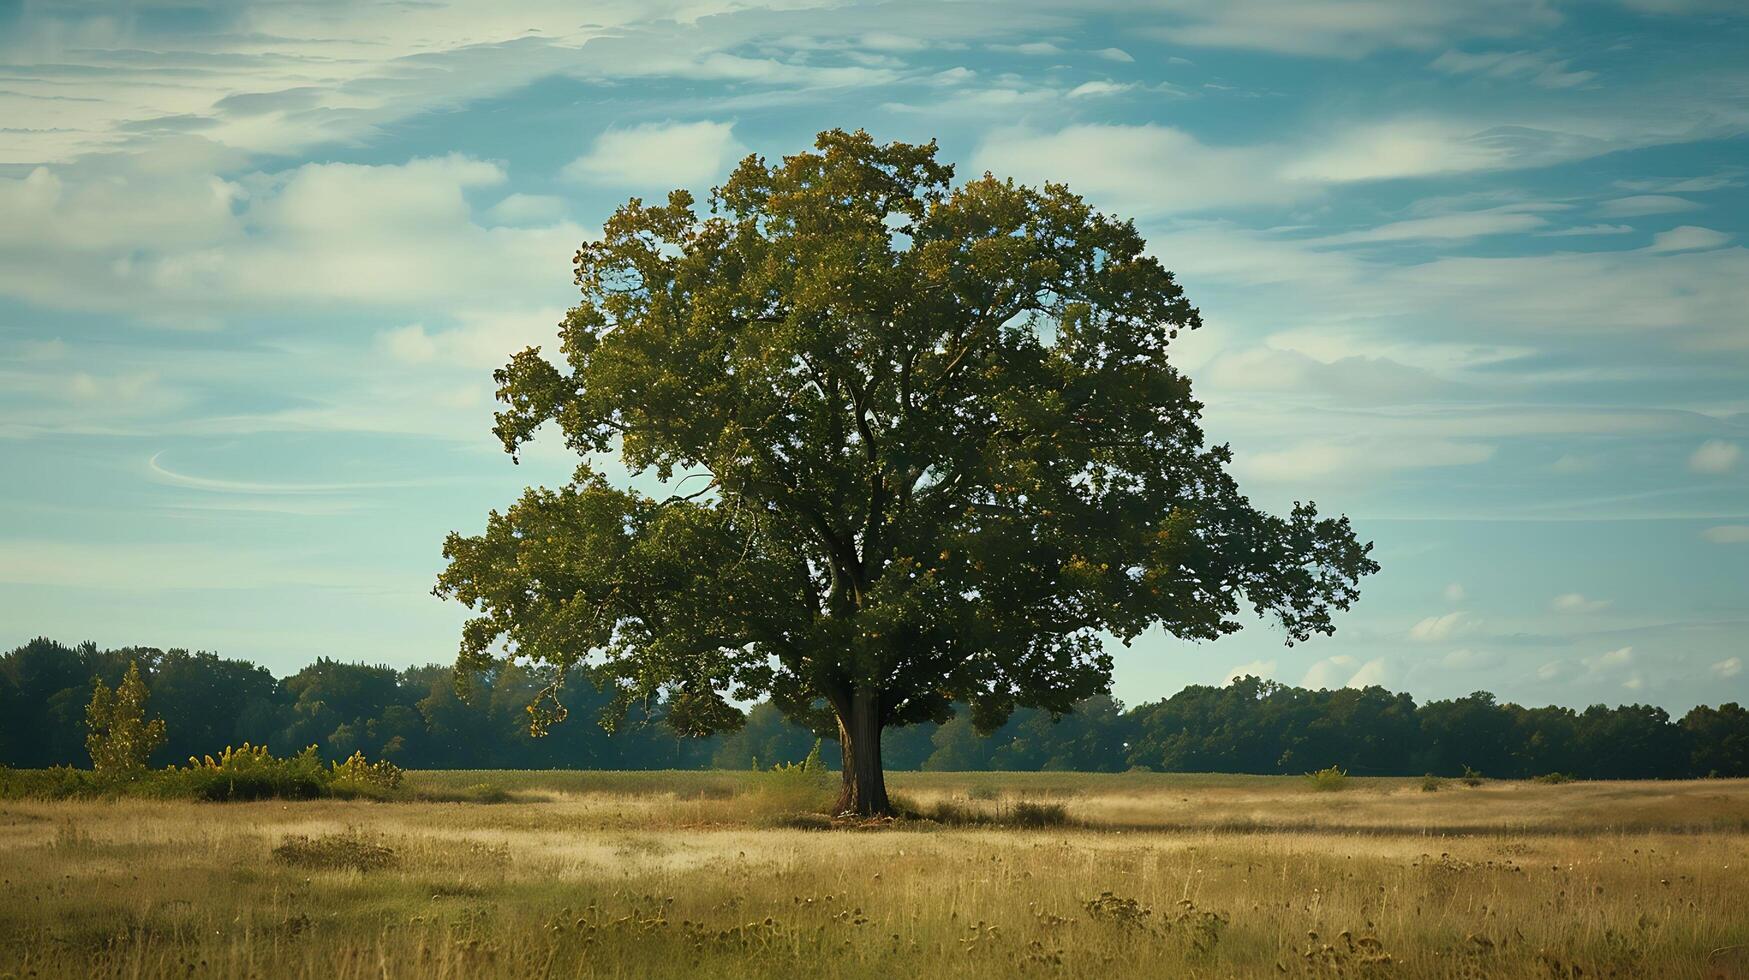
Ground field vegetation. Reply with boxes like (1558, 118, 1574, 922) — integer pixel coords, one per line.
(2, 771, 1745, 978)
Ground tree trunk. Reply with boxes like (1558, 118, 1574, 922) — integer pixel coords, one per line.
(834, 686, 890, 817)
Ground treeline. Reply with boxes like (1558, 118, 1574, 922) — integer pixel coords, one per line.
(3, 639, 1746, 778)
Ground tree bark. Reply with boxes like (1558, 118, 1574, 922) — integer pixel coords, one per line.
(834, 686, 890, 816)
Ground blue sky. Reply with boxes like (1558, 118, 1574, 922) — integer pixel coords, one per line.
(1, 0, 1745, 711)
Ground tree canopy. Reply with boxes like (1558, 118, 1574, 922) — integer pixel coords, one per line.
(6, 638, 1749, 780)
(434, 129, 1379, 813)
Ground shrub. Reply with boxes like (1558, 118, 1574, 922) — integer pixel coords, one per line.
(0, 744, 408, 802)
(1007, 800, 1070, 827)
(1533, 772, 1573, 785)
(460, 782, 514, 804)
(1461, 765, 1485, 787)
(1306, 765, 1349, 791)
(271, 831, 396, 872)
(1420, 773, 1444, 792)
(329, 751, 405, 793)
(750, 739, 834, 817)
(175, 743, 329, 801)
(1084, 892, 1152, 928)
(0, 766, 105, 799)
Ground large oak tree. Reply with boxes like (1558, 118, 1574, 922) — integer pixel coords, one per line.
(435, 129, 1378, 815)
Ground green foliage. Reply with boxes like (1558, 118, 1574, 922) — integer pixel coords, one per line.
(271, 831, 396, 872)
(1533, 772, 1573, 784)
(1305, 765, 1348, 791)
(8, 639, 1749, 781)
(173, 743, 331, 800)
(1007, 800, 1070, 827)
(748, 739, 834, 817)
(85, 661, 166, 778)
(1420, 773, 1444, 792)
(434, 129, 1378, 812)
(0, 741, 404, 802)
(1461, 765, 1485, 787)
(330, 750, 405, 791)
(0, 765, 106, 799)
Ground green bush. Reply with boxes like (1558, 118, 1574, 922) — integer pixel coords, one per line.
(1461, 765, 1485, 787)
(329, 750, 405, 795)
(0, 743, 405, 802)
(1420, 773, 1444, 792)
(1306, 765, 1348, 791)
(1007, 800, 1070, 827)
(1532, 772, 1573, 785)
(748, 740, 834, 818)
(173, 743, 329, 801)
(271, 831, 396, 872)
(0, 765, 107, 799)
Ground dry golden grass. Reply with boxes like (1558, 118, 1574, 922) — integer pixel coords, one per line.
(2, 772, 1746, 978)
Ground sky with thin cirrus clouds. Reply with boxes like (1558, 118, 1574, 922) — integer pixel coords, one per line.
(0, 0, 1745, 711)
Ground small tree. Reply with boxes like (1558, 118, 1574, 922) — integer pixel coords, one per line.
(86, 661, 166, 777)
(437, 130, 1378, 816)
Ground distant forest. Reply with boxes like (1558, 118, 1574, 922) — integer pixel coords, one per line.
(2, 637, 1745, 778)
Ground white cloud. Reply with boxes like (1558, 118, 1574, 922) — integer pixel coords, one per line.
(486, 194, 567, 227)
(1616, 174, 1743, 194)
(1701, 525, 1749, 544)
(1280, 119, 1518, 183)
(1095, 47, 1135, 62)
(1240, 439, 1494, 483)
(1200, 345, 1446, 401)
(0, 153, 585, 317)
(1595, 194, 1701, 217)
(1539, 223, 1633, 237)
(1223, 659, 1278, 684)
(1313, 206, 1550, 245)
(379, 325, 438, 364)
(971, 124, 1297, 216)
(1552, 592, 1611, 613)
(1409, 611, 1468, 641)
(1689, 440, 1742, 473)
(1143, 0, 1560, 58)
(1444, 582, 1467, 602)
(1345, 657, 1393, 688)
(1586, 645, 1634, 668)
(1301, 654, 1358, 689)
(1300, 654, 1391, 689)
(1644, 226, 1731, 253)
(1429, 49, 1596, 89)
(1068, 80, 1137, 98)
(1440, 648, 1501, 670)
(563, 120, 747, 189)
(1715, 657, 1744, 679)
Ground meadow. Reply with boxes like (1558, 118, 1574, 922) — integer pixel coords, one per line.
(2, 771, 1746, 978)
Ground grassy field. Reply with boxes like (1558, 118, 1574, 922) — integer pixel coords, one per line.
(2, 771, 1746, 978)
